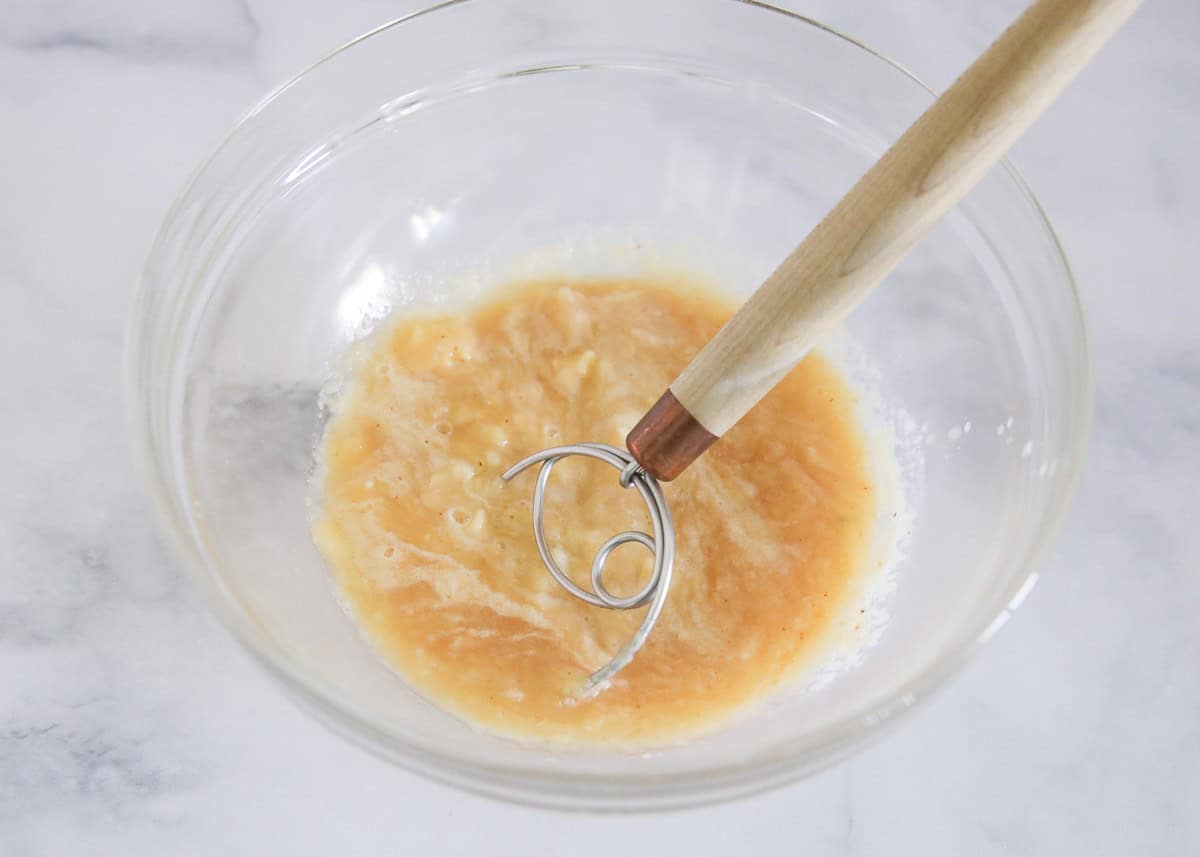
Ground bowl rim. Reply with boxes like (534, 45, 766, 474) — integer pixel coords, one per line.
(125, 0, 1093, 810)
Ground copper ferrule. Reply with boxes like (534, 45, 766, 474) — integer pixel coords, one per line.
(625, 389, 718, 481)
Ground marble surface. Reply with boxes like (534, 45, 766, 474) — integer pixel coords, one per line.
(2, 0, 1197, 853)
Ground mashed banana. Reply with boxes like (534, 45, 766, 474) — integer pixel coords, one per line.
(314, 276, 874, 744)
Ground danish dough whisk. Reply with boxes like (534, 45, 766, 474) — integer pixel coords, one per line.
(504, 0, 1140, 689)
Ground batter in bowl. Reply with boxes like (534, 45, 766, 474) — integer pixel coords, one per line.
(313, 276, 877, 744)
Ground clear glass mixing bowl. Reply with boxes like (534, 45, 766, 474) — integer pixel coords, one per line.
(126, 0, 1090, 810)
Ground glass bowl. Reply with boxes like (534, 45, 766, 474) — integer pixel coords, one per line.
(125, 0, 1090, 810)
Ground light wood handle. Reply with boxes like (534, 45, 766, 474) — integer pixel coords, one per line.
(627, 0, 1139, 480)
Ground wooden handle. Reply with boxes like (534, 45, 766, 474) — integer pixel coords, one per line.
(628, 0, 1139, 480)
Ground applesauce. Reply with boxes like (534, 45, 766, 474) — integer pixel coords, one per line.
(313, 276, 875, 744)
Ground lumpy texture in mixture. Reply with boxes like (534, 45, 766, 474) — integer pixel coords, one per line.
(314, 277, 875, 744)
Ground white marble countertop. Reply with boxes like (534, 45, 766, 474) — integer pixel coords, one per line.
(3, 0, 1197, 853)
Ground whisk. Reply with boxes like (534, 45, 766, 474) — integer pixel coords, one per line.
(504, 0, 1139, 689)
